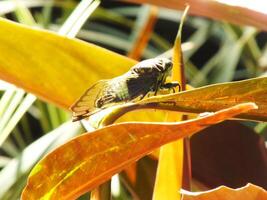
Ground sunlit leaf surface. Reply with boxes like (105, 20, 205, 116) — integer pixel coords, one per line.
(181, 183, 267, 200)
(22, 103, 256, 200)
(0, 17, 136, 109)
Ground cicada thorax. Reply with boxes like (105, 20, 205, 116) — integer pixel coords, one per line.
(131, 58, 170, 75)
(128, 58, 174, 96)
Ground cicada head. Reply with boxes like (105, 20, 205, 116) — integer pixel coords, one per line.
(153, 57, 173, 73)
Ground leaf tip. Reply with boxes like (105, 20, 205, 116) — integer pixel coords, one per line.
(245, 102, 258, 110)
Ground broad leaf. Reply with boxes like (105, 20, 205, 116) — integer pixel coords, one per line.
(22, 103, 256, 200)
(0, 17, 136, 109)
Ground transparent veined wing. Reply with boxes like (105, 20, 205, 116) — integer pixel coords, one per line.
(70, 80, 111, 121)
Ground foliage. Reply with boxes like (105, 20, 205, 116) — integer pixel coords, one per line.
(0, 0, 267, 200)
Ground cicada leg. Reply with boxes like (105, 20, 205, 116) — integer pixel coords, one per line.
(139, 93, 146, 100)
(161, 82, 181, 93)
(154, 78, 163, 96)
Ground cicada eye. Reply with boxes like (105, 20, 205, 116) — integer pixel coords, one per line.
(164, 60, 173, 69)
(153, 59, 167, 72)
(156, 58, 172, 72)
(155, 63, 164, 72)
(133, 68, 139, 73)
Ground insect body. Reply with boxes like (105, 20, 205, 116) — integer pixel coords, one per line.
(70, 58, 179, 121)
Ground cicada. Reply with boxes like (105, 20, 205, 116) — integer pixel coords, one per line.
(70, 58, 180, 121)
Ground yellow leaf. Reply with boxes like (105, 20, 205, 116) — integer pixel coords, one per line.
(153, 6, 189, 200)
(0, 17, 136, 109)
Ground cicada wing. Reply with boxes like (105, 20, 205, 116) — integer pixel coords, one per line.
(70, 80, 110, 121)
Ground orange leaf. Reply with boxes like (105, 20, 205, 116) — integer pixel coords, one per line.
(126, 0, 267, 31)
(22, 103, 256, 200)
(181, 183, 267, 200)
